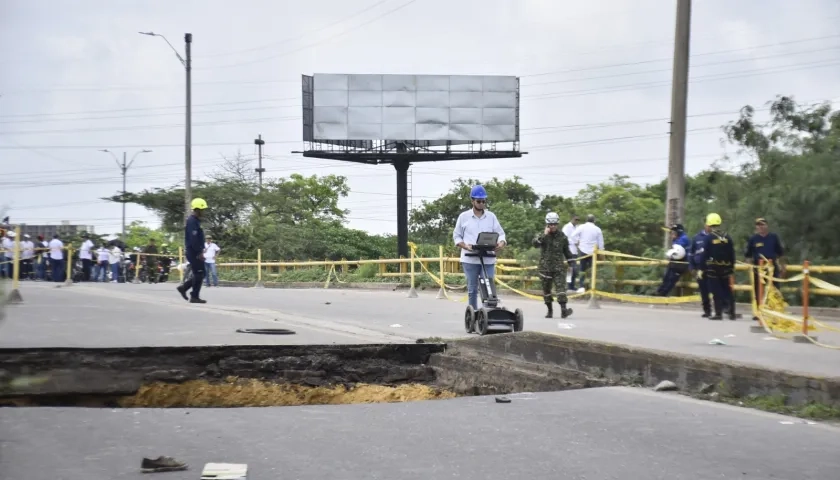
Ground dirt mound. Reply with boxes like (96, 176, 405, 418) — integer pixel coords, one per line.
(118, 378, 457, 408)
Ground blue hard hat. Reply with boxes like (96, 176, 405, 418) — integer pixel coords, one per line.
(470, 185, 488, 199)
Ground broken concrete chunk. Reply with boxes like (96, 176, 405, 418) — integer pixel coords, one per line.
(699, 383, 715, 394)
(653, 380, 678, 392)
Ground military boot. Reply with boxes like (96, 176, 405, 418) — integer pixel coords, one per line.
(545, 302, 553, 318)
(559, 301, 573, 319)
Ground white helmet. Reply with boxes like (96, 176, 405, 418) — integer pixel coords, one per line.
(545, 212, 560, 224)
(666, 244, 686, 260)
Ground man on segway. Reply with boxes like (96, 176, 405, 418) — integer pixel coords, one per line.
(452, 184, 507, 310)
(533, 212, 575, 319)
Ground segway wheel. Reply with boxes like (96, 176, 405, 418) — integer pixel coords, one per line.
(475, 310, 489, 336)
(514, 308, 524, 332)
(464, 305, 476, 333)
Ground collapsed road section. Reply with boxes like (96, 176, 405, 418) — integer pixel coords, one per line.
(0, 332, 838, 409)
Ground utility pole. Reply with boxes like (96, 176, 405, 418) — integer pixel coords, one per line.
(139, 30, 192, 220)
(184, 33, 193, 220)
(254, 134, 266, 189)
(99, 149, 152, 238)
(665, 0, 692, 248)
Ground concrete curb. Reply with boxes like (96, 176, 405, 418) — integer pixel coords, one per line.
(432, 331, 840, 408)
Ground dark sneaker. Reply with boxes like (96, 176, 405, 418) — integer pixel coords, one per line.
(176, 285, 188, 301)
(701, 313, 710, 318)
(141, 456, 188, 473)
(561, 308, 573, 319)
(189, 297, 207, 304)
(709, 314, 723, 321)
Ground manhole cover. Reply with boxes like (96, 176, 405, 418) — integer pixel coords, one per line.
(235, 328, 296, 335)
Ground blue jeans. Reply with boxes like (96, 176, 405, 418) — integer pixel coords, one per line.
(111, 262, 120, 282)
(37, 258, 46, 280)
(204, 262, 218, 286)
(462, 262, 496, 310)
(51, 259, 65, 282)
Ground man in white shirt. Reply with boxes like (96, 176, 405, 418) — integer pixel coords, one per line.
(21, 234, 35, 280)
(48, 234, 65, 282)
(79, 233, 95, 282)
(570, 214, 605, 291)
(203, 236, 221, 287)
(1, 231, 13, 279)
(452, 185, 507, 310)
(108, 245, 123, 283)
(94, 242, 110, 282)
(561, 214, 581, 290)
(37, 235, 49, 280)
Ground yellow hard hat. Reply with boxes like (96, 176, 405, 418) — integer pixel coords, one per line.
(706, 213, 722, 226)
(191, 198, 208, 210)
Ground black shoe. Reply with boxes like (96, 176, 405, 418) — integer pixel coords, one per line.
(545, 304, 553, 318)
(141, 456, 188, 473)
(709, 314, 723, 321)
(561, 307, 573, 319)
(728, 314, 737, 321)
(176, 285, 188, 301)
(701, 312, 710, 318)
(189, 297, 207, 304)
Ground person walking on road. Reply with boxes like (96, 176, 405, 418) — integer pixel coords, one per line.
(744, 217, 785, 320)
(570, 214, 604, 292)
(688, 222, 712, 318)
(534, 212, 575, 319)
(700, 213, 736, 321)
(203, 236, 220, 287)
(452, 185, 507, 311)
(561, 214, 580, 290)
(177, 198, 209, 304)
(655, 224, 691, 296)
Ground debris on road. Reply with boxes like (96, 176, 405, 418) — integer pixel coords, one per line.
(495, 396, 512, 403)
(653, 380, 678, 392)
(141, 456, 188, 473)
(201, 462, 247, 479)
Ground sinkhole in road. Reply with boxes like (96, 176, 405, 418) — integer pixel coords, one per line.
(0, 339, 599, 408)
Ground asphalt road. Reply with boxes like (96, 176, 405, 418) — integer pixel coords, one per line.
(3, 281, 839, 377)
(1, 387, 837, 480)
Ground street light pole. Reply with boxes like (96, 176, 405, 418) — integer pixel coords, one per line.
(100, 149, 152, 238)
(140, 31, 192, 220)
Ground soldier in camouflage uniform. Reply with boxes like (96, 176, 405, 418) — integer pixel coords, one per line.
(533, 212, 574, 319)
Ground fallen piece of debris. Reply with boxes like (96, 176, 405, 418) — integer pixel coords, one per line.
(495, 396, 512, 403)
(653, 380, 678, 392)
(201, 462, 248, 479)
(141, 456, 188, 473)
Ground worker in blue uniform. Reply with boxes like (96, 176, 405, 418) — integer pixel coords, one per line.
(176, 198, 208, 304)
(744, 217, 786, 319)
(655, 224, 691, 296)
(700, 213, 736, 320)
(688, 222, 712, 317)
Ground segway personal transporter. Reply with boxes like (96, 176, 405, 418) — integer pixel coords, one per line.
(464, 231, 524, 335)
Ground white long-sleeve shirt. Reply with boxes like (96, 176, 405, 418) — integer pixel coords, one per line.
(570, 221, 604, 256)
(22, 240, 35, 260)
(562, 221, 579, 255)
(452, 208, 507, 265)
(79, 239, 94, 260)
(49, 238, 64, 260)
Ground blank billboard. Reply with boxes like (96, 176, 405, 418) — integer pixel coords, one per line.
(303, 73, 520, 144)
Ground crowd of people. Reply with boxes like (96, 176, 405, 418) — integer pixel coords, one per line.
(452, 184, 784, 321)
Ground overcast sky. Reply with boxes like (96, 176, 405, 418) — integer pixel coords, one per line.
(1, 0, 838, 237)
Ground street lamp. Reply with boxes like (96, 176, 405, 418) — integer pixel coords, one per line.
(100, 149, 153, 238)
(140, 31, 192, 220)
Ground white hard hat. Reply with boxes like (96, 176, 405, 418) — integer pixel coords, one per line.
(545, 212, 560, 224)
(666, 244, 686, 260)
(6, 231, 15, 238)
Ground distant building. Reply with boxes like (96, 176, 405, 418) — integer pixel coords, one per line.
(18, 221, 96, 239)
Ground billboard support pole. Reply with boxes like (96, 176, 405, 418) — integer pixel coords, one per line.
(394, 159, 410, 259)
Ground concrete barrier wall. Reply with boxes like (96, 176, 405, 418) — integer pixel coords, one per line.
(431, 332, 840, 407)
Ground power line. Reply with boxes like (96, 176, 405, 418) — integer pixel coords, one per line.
(193, 0, 420, 70)
(195, 0, 395, 59)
